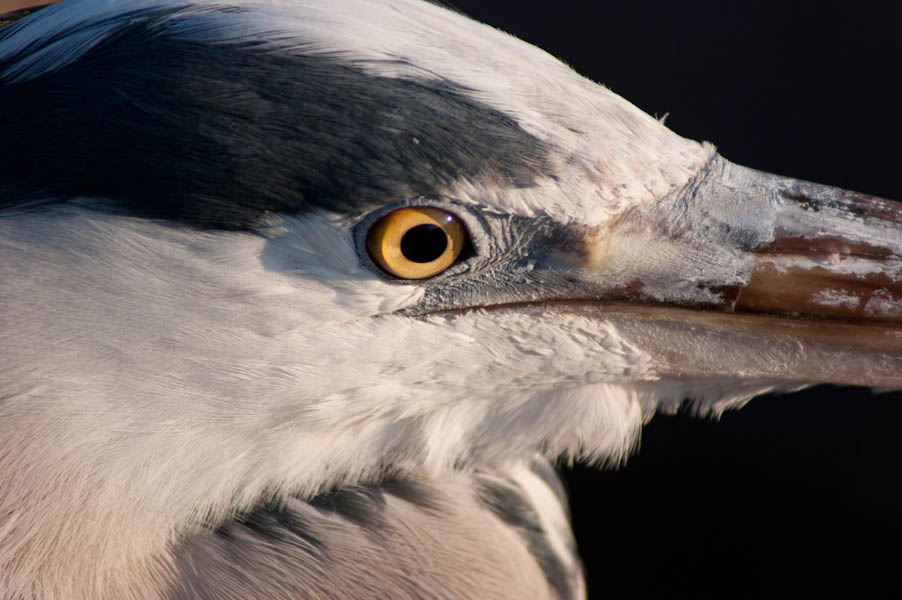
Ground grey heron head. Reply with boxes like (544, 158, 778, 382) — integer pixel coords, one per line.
(1, 0, 901, 595)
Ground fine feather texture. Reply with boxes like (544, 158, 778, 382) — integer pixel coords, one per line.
(168, 460, 583, 600)
(2, 1, 901, 598)
(0, 0, 711, 227)
(0, 202, 786, 597)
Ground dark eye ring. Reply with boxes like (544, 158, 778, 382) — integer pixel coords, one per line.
(366, 207, 467, 279)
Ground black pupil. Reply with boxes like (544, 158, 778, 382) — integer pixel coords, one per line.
(400, 224, 448, 263)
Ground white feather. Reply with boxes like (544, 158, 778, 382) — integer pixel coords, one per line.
(1, 0, 712, 224)
(5, 0, 893, 597)
(0, 197, 793, 595)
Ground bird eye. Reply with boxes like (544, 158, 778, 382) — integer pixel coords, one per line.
(366, 207, 467, 279)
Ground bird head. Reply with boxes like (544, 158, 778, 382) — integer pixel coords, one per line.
(1, 0, 901, 595)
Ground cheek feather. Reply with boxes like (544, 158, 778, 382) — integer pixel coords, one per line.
(1, 1, 900, 598)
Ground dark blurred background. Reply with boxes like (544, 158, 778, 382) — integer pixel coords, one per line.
(448, 2, 902, 598)
(3, 1, 898, 597)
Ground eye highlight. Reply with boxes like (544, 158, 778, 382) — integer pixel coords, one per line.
(366, 207, 467, 279)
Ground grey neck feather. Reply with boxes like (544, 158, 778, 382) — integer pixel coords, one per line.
(167, 460, 584, 600)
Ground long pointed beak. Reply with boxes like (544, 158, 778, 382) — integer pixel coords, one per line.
(560, 155, 902, 387)
(729, 165, 901, 323)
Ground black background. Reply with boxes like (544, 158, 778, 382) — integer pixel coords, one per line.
(1, 1, 899, 597)
(449, 2, 902, 598)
